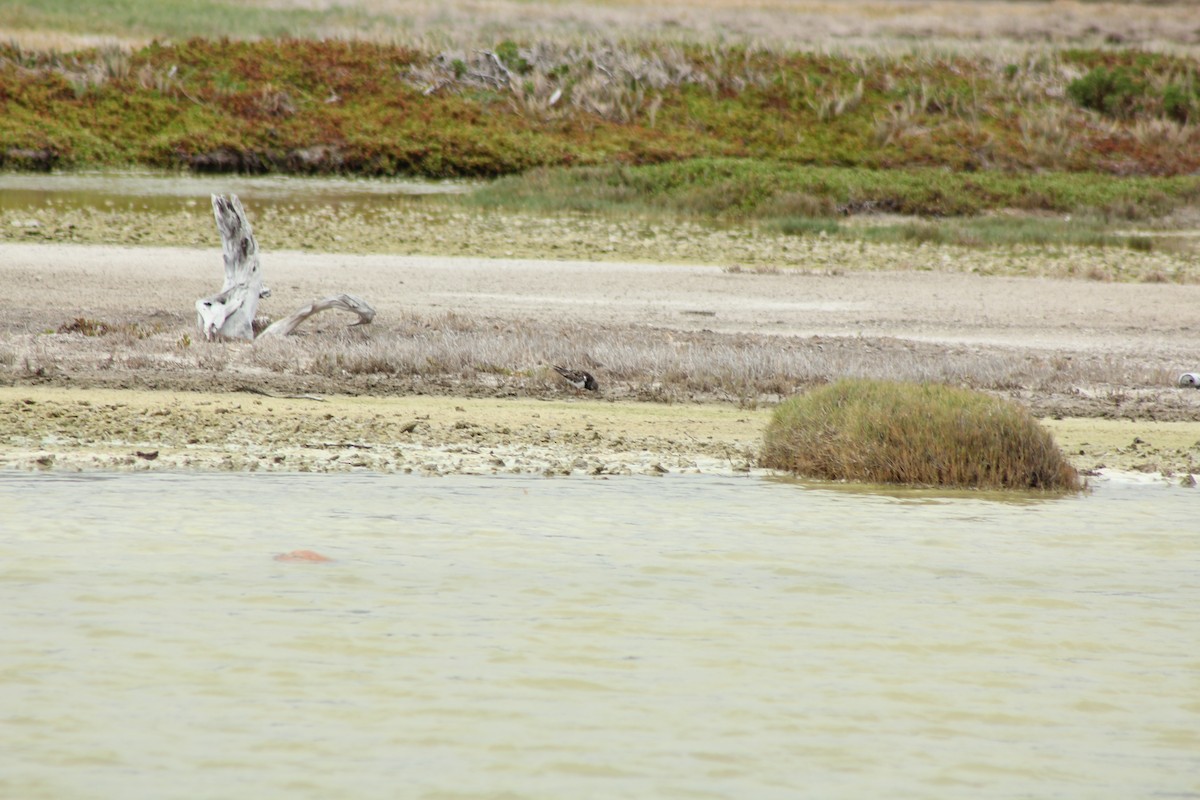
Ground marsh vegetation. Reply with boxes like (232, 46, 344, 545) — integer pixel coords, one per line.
(762, 379, 1082, 490)
(3, 37, 1199, 177)
(2, 30, 1199, 256)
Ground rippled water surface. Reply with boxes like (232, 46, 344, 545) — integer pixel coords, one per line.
(1, 472, 1197, 799)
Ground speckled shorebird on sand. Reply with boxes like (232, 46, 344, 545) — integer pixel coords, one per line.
(1179, 372, 1200, 388)
(553, 365, 599, 392)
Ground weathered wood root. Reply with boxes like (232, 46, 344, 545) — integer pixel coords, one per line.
(197, 194, 375, 340)
(195, 194, 267, 341)
(259, 294, 376, 337)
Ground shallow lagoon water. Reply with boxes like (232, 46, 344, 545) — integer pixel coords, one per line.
(0, 169, 471, 214)
(1, 472, 1197, 799)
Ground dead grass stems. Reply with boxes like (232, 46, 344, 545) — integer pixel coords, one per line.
(409, 40, 719, 124)
(1, 311, 1182, 411)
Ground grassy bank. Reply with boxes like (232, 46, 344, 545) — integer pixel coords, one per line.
(469, 160, 1200, 249)
(2, 38, 1199, 180)
(473, 160, 1200, 219)
(4, 36, 1200, 258)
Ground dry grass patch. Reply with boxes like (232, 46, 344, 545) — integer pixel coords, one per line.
(55, 317, 161, 339)
(8, 0, 1200, 54)
(272, 317, 1086, 402)
(762, 379, 1082, 491)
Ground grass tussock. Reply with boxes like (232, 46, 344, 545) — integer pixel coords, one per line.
(56, 317, 160, 339)
(761, 379, 1082, 491)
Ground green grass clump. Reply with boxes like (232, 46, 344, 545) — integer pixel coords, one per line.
(853, 215, 1125, 249)
(1067, 66, 1148, 120)
(762, 379, 1081, 491)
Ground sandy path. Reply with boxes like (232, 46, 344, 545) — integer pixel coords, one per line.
(4, 242, 1199, 359)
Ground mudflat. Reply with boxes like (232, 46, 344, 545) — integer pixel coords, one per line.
(2, 236, 1198, 481)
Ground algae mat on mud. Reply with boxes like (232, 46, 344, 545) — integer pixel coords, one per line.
(2, 386, 1198, 480)
(0, 386, 762, 476)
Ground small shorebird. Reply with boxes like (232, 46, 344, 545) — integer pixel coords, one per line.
(1179, 372, 1199, 388)
(553, 365, 599, 392)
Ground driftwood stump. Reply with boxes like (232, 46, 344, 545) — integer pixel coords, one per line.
(196, 194, 375, 341)
(195, 195, 266, 340)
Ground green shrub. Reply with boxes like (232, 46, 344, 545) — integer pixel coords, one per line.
(494, 40, 531, 75)
(1067, 66, 1145, 119)
(1162, 81, 1199, 124)
(762, 379, 1081, 491)
(1066, 66, 1200, 123)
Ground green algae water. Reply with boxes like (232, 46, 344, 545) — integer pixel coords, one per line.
(0, 170, 470, 214)
(1, 472, 1197, 799)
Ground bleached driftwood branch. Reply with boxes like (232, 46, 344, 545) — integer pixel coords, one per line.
(196, 194, 376, 340)
(259, 294, 375, 337)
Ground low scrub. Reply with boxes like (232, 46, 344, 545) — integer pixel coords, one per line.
(761, 379, 1081, 491)
(2, 39, 1200, 177)
(1067, 64, 1200, 124)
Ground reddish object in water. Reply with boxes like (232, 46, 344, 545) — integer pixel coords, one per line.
(274, 549, 334, 563)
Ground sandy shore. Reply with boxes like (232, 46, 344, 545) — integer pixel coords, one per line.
(0, 386, 759, 476)
(2, 240, 1199, 483)
(2, 385, 1197, 483)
